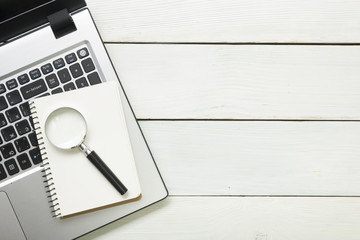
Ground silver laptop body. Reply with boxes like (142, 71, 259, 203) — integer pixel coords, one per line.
(0, 2, 168, 240)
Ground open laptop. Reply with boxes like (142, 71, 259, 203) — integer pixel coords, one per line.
(0, 0, 168, 239)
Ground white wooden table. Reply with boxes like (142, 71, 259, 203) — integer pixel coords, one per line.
(80, 1, 360, 239)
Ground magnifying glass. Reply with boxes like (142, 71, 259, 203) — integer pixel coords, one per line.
(45, 107, 128, 195)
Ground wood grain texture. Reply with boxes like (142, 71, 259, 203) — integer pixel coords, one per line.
(79, 196, 360, 240)
(78, 2, 360, 239)
(139, 121, 360, 195)
(87, 0, 360, 43)
(106, 44, 360, 120)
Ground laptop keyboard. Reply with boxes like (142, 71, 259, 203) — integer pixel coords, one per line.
(0, 46, 102, 182)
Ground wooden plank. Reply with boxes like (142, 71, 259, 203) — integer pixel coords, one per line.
(107, 44, 360, 120)
(79, 196, 360, 240)
(88, 0, 360, 43)
(138, 121, 360, 195)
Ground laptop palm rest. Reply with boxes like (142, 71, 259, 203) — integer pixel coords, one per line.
(0, 192, 26, 240)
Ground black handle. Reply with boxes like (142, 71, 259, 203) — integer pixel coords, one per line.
(87, 151, 128, 195)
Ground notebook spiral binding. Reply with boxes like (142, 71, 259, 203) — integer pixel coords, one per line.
(29, 100, 61, 218)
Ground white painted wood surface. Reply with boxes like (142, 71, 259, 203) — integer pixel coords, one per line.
(106, 44, 360, 120)
(138, 121, 360, 196)
(87, 0, 360, 43)
(80, 0, 360, 239)
(81, 197, 360, 240)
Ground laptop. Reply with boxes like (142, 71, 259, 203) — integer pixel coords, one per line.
(0, 1, 168, 239)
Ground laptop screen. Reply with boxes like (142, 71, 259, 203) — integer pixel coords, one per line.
(0, 0, 53, 23)
(0, 0, 86, 43)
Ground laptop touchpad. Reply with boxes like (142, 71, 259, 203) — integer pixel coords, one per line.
(0, 191, 27, 240)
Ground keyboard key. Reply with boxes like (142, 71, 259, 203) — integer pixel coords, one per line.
(0, 136, 2, 145)
(29, 69, 41, 80)
(29, 116, 35, 129)
(17, 153, 32, 170)
(69, 63, 83, 78)
(28, 132, 38, 147)
(29, 148, 42, 164)
(64, 82, 76, 91)
(18, 74, 30, 85)
(4, 159, 19, 175)
(38, 93, 50, 98)
(1, 126, 17, 141)
(0, 143, 16, 159)
(19, 102, 31, 117)
(6, 79, 18, 90)
(0, 96, 8, 111)
(0, 84, 6, 94)
(41, 63, 53, 75)
(0, 164, 7, 181)
(6, 90, 22, 106)
(65, 53, 77, 64)
(15, 119, 31, 135)
(51, 87, 63, 94)
(20, 79, 47, 100)
(53, 58, 65, 69)
(81, 58, 95, 73)
(5, 107, 21, 123)
(57, 68, 71, 83)
(0, 113, 7, 128)
(77, 47, 89, 59)
(14, 137, 30, 153)
(75, 77, 89, 88)
(88, 72, 102, 85)
(45, 73, 59, 89)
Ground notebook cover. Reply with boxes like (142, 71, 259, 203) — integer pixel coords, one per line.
(30, 81, 142, 218)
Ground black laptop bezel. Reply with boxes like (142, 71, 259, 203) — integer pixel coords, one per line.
(0, 0, 86, 43)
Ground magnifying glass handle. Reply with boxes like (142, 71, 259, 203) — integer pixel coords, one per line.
(87, 151, 128, 195)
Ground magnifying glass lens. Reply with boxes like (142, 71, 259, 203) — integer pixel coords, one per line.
(45, 108, 87, 149)
(44, 107, 128, 195)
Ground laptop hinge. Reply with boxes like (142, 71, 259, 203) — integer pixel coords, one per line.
(47, 9, 77, 39)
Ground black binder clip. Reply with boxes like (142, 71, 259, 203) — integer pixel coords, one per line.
(47, 9, 77, 39)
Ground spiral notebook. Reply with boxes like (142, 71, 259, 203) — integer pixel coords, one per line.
(29, 82, 142, 218)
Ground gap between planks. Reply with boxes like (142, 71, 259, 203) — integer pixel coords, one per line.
(105, 42, 360, 45)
